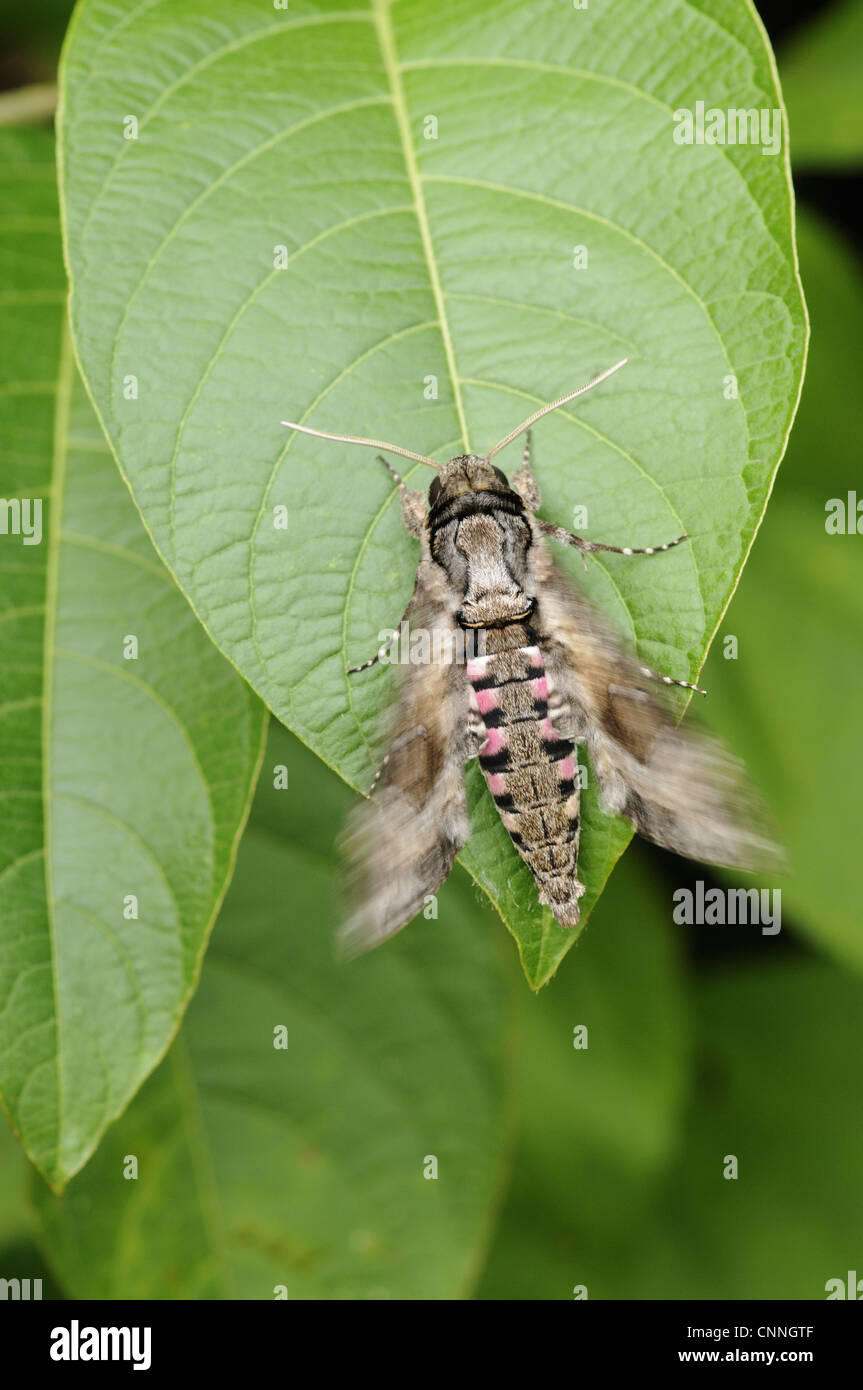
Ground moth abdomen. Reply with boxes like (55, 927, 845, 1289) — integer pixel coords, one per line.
(467, 644, 586, 927)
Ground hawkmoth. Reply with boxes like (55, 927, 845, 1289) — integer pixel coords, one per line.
(282, 359, 780, 957)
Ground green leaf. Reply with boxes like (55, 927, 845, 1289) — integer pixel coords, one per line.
(701, 209, 863, 973)
(771, 209, 863, 497)
(0, 0, 74, 84)
(480, 892, 863, 1297)
(0, 127, 267, 1190)
(58, 0, 807, 984)
(0, 1107, 31, 1253)
(34, 725, 511, 1300)
(0, 1109, 62, 1298)
(702, 502, 863, 973)
(588, 959, 863, 1298)
(780, 0, 863, 169)
(477, 843, 689, 1298)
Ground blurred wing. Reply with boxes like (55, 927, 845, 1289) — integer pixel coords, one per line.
(535, 547, 781, 871)
(339, 562, 476, 957)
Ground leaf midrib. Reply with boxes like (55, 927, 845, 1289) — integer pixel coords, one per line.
(372, 0, 470, 453)
(41, 318, 73, 1185)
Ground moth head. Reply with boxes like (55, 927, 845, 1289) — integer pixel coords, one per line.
(426, 458, 535, 629)
(428, 456, 517, 508)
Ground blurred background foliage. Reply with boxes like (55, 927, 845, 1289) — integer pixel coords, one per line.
(0, 0, 861, 1299)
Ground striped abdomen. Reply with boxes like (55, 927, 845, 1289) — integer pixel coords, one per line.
(466, 644, 585, 926)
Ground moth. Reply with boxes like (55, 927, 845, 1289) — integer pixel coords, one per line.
(282, 359, 780, 957)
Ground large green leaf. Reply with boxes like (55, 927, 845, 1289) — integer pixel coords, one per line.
(0, 127, 267, 1190)
(34, 726, 511, 1300)
(0, 1106, 33, 1258)
(597, 959, 863, 1298)
(481, 950, 863, 1298)
(0, 1112, 59, 1299)
(700, 209, 863, 973)
(702, 502, 863, 972)
(770, 209, 863, 498)
(58, 0, 807, 984)
(477, 842, 689, 1298)
(780, 0, 863, 169)
(0, 0, 75, 84)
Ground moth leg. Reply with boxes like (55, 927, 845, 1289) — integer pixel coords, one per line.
(366, 712, 482, 799)
(466, 708, 487, 756)
(348, 629, 401, 675)
(366, 723, 428, 796)
(375, 454, 426, 538)
(366, 755, 389, 797)
(348, 581, 418, 675)
(538, 518, 688, 562)
(638, 663, 706, 697)
(547, 689, 581, 740)
(400, 490, 427, 537)
(512, 428, 542, 511)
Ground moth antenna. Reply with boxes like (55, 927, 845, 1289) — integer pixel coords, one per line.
(280, 419, 442, 472)
(484, 357, 630, 461)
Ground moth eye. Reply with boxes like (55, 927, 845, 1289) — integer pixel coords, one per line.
(428, 477, 442, 503)
(493, 466, 509, 486)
